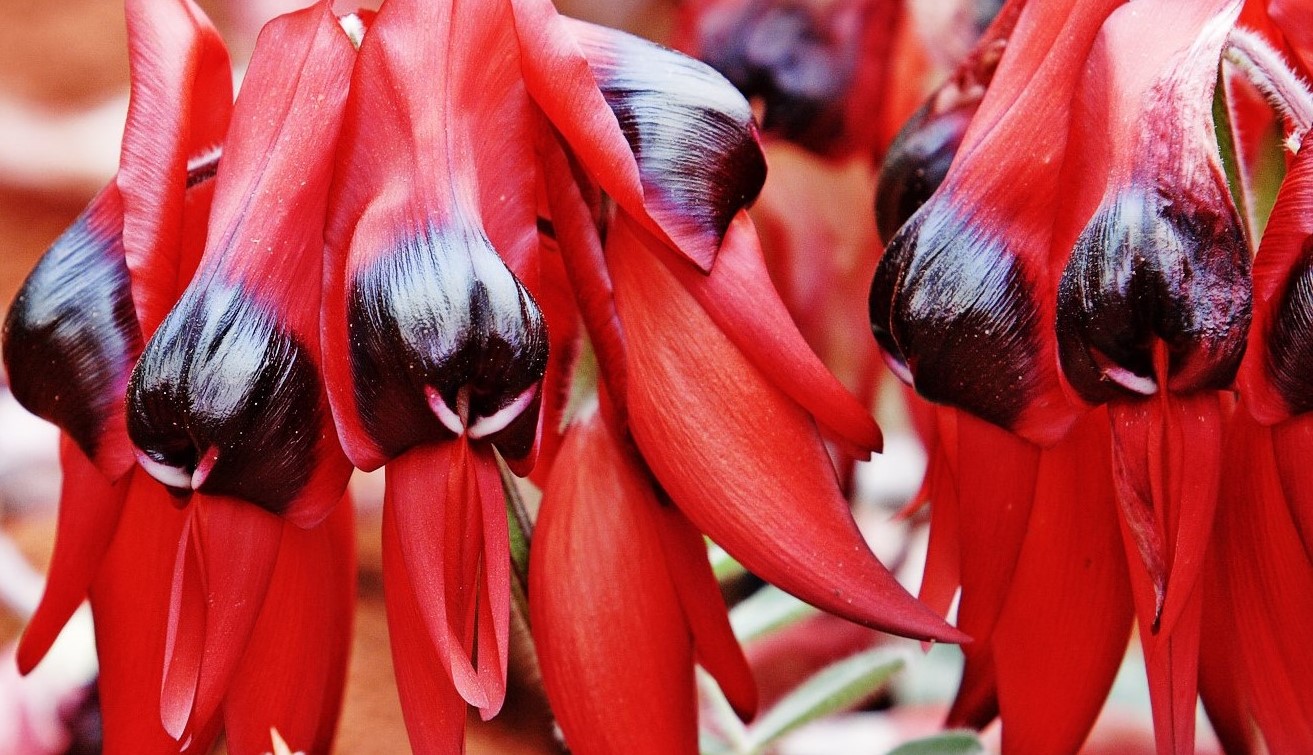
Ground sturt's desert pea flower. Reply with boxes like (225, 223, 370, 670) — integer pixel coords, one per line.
(5, 1, 358, 752)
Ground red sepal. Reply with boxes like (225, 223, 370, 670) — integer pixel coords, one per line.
(531, 411, 708, 754)
(118, 0, 231, 338)
(387, 443, 509, 717)
(607, 212, 963, 644)
(223, 499, 355, 755)
(90, 472, 222, 753)
(382, 489, 468, 754)
(17, 440, 130, 674)
(990, 408, 1133, 753)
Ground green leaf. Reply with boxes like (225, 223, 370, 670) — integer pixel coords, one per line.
(742, 648, 905, 753)
(729, 584, 820, 644)
(884, 730, 985, 755)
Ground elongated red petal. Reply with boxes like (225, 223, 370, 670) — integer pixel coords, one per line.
(607, 213, 962, 644)
(17, 440, 130, 674)
(163, 497, 285, 742)
(530, 411, 702, 755)
(223, 500, 354, 755)
(118, 0, 231, 338)
(914, 408, 960, 621)
(1239, 130, 1313, 425)
(652, 500, 757, 720)
(382, 489, 467, 754)
(127, 2, 354, 526)
(388, 443, 509, 716)
(90, 472, 221, 753)
(513, 0, 765, 272)
(1213, 412, 1313, 752)
(990, 408, 1133, 753)
(649, 212, 882, 455)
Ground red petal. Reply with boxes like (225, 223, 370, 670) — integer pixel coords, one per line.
(388, 443, 508, 716)
(89, 472, 222, 752)
(382, 489, 467, 754)
(1239, 129, 1313, 424)
(991, 408, 1133, 753)
(954, 411, 1039, 649)
(649, 212, 882, 456)
(607, 213, 963, 644)
(118, 0, 231, 338)
(652, 501, 757, 721)
(2, 186, 140, 480)
(163, 497, 285, 742)
(1269, 0, 1313, 73)
(223, 499, 355, 754)
(530, 411, 701, 755)
(914, 409, 961, 621)
(18, 439, 130, 674)
(1213, 412, 1313, 752)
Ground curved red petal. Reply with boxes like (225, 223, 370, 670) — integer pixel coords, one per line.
(650, 212, 882, 455)
(223, 499, 355, 755)
(18, 439, 130, 674)
(530, 411, 700, 755)
(2, 186, 140, 480)
(513, 0, 762, 272)
(164, 498, 284, 742)
(388, 443, 507, 715)
(914, 410, 961, 621)
(382, 490, 468, 754)
(118, 0, 231, 338)
(90, 472, 221, 753)
(607, 214, 962, 644)
(1239, 130, 1313, 424)
(991, 408, 1133, 754)
(126, 2, 354, 525)
(652, 501, 757, 721)
(1214, 412, 1313, 752)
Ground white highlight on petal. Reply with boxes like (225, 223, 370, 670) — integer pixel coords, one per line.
(191, 446, 220, 490)
(468, 387, 536, 440)
(426, 385, 466, 436)
(135, 452, 193, 489)
(337, 14, 366, 50)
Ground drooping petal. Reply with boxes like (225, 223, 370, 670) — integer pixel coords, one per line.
(1211, 411, 1313, 753)
(990, 408, 1133, 753)
(126, 1, 355, 526)
(89, 473, 221, 754)
(870, 0, 1122, 445)
(160, 497, 285, 742)
(387, 442, 510, 718)
(646, 212, 881, 456)
(382, 489, 467, 754)
(606, 212, 962, 644)
(530, 410, 706, 755)
(651, 497, 757, 720)
(2, 187, 139, 478)
(512, 0, 765, 271)
(118, 0, 232, 337)
(323, 0, 547, 473)
(16, 440, 131, 675)
(1239, 129, 1313, 425)
(913, 408, 961, 622)
(223, 500, 355, 755)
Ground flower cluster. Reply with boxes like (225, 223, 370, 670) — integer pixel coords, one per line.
(1, 0, 963, 752)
